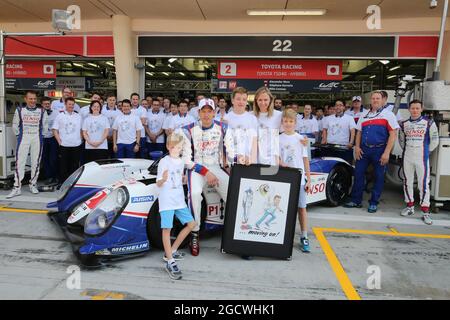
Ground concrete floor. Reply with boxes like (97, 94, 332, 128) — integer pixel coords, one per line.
(0, 184, 449, 300)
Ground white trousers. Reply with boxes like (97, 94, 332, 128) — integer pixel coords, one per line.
(402, 148, 430, 207)
(14, 134, 43, 188)
(187, 166, 229, 232)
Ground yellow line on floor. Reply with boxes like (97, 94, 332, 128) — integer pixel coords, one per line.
(389, 227, 399, 233)
(319, 227, 450, 239)
(313, 227, 361, 300)
(0, 206, 48, 214)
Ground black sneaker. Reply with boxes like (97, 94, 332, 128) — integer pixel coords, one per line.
(165, 261, 182, 280)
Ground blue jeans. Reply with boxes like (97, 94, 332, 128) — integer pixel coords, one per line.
(116, 143, 135, 158)
(42, 137, 59, 179)
(256, 208, 277, 227)
(351, 146, 386, 206)
(137, 137, 148, 159)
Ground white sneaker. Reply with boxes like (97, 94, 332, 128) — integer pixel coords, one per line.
(29, 184, 39, 194)
(6, 187, 21, 199)
(422, 214, 433, 225)
(400, 206, 414, 217)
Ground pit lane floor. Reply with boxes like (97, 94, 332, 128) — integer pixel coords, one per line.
(0, 185, 449, 300)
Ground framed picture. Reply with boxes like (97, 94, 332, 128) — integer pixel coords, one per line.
(221, 164, 302, 260)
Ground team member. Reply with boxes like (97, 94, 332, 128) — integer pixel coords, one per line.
(102, 94, 121, 158)
(279, 109, 311, 253)
(274, 98, 283, 111)
(80, 92, 101, 120)
(146, 99, 166, 154)
(52, 97, 83, 183)
(82, 100, 110, 163)
(215, 97, 229, 122)
(345, 96, 368, 124)
(321, 100, 356, 163)
(141, 99, 150, 111)
(41, 97, 59, 185)
(157, 133, 197, 280)
(188, 94, 205, 121)
(51, 87, 81, 113)
(296, 104, 319, 141)
(162, 98, 171, 114)
(178, 98, 230, 256)
(315, 106, 325, 143)
(145, 94, 153, 108)
(112, 99, 143, 159)
(7, 91, 48, 198)
(167, 100, 196, 133)
(130, 93, 148, 158)
(399, 100, 439, 225)
(223, 87, 258, 165)
(344, 91, 399, 213)
(162, 102, 179, 136)
(253, 87, 282, 166)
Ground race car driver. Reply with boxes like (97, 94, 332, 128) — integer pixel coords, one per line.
(177, 98, 230, 256)
(399, 100, 439, 225)
(8, 91, 48, 198)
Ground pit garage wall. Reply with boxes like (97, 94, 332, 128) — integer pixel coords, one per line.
(5, 34, 441, 97)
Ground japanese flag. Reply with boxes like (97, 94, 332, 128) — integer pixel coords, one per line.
(43, 64, 54, 75)
(327, 65, 340, 76)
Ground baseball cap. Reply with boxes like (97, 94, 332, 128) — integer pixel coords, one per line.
(352, 96, 362, 102)
(198, 98, 215, 110)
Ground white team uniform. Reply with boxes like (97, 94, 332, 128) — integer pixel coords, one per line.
(12, 106, 48, 188)
(178, 120, 230, 232)
(102, 106, 121, 137)
(296, 114, 319, 138)
(146, 110, 166, 144)
(168, 113, 196, 131)
(399, 116, 439, 208)
(323, 114, 356, 145)
(223, 111, 258, 161)
(51, 99, 81, 113)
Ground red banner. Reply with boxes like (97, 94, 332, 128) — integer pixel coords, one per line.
(5, 60, 56, 79)
(217, 59, 342, 80)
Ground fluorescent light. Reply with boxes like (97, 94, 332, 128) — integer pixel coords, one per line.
(73, 63, 83, 67)
(146, 62, 156, 68)
(370, 75, 376, 79)
(106, 61, 115, 67)
(387, 75, 396, 79)
(162, 72, 169, 76)
(168, 64, 173, 68)
(179, 72, 185, 76)
(168, 58, 177, 63)
(389, 65, 401, 71)
(146, 72, 154, 76)
(88, 63, 98, 68)
(247, 9, 327, 16)
(379, 60, 390, 65)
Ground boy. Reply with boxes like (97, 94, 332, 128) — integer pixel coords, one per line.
(279, 109, 312, 253)
(112, 99, 143, 158)
(156, 133, 199, 280)
(223, 87, 258, 165)
(399, 100, 439, 225)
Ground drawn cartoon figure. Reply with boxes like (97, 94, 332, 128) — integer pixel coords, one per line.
(120, 120, 130, 132)
(241, 188, 254, 227)
(281, 145, 295, 167)
(255, 195, 283, 230)
(64, 121, 76, 135)
(88, 120, 102, 134)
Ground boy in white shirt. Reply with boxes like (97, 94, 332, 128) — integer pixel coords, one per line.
(223, 87, 258, 165)
(112, 99, 143, 158)
(146, 99, 166, 154)
(156, 133, 198, 280)
(279, 109, 312, 253)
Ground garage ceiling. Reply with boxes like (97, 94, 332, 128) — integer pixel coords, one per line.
(0, 0, 447, 22)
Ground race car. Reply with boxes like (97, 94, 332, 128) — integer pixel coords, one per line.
(48, 151, 352, 267)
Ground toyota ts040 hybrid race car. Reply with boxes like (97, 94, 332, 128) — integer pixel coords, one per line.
(48, 154, 352, 267)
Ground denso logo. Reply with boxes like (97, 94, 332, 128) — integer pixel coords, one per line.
(110, 242, 149, 254)
(131, 195, 155, 203)
(319, 82, 340, 88)
(308, 182, 325, 195)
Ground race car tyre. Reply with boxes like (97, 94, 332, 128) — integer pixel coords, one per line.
(146, 200, 191, 250)
(325, 165, 352, 207)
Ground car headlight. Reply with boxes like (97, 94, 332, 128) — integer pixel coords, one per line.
(57, 166, 84, 201)
(84, 187, 129, 236)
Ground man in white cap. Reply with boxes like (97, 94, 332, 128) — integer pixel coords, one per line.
(345, 96, 368, 124)
(177, 98, 230, 257)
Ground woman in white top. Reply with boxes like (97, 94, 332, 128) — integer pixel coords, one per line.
(253, 87, 282, 166)
(82, 100, 110, 163)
